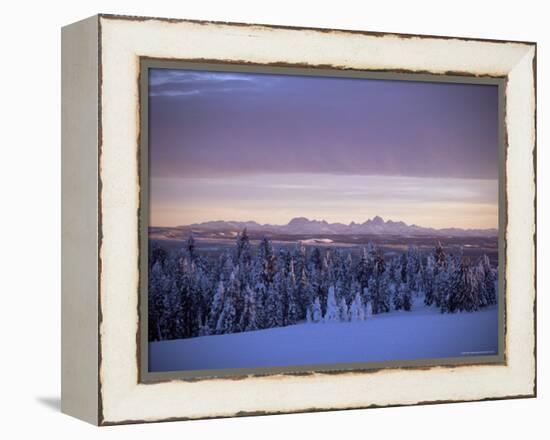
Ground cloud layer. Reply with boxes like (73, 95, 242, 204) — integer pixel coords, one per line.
(148, 68, 499, 227)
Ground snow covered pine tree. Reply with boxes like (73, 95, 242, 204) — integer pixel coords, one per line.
(148, 232, 498, 340)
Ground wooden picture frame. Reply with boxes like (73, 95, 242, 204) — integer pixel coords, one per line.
(61, 14, 536, 425)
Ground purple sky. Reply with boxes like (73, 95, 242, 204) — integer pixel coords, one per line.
(148, 68, 499, 228)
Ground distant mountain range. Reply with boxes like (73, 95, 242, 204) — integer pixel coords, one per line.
(181, 216, 497, 237)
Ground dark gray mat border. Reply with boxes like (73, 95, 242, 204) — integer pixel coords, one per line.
(137, 58, 507, 383)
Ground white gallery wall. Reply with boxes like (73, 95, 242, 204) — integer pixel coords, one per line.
(0, 0, 547, 438)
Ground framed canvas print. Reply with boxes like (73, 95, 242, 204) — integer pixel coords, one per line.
(61, 14, 537, 425)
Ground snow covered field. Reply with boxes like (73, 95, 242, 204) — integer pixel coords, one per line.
(149, 299, 498, 372)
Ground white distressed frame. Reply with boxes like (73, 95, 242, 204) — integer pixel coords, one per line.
(63, 14, 537, 425)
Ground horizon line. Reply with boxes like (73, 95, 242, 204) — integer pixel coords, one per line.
(150, 215, 498, 231)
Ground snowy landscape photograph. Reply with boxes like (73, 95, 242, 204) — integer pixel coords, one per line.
(146, 66, 501, 373)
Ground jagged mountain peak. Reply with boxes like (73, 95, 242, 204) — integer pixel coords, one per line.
(288, 216, 310, 225)
(185, 216, 497, 237)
